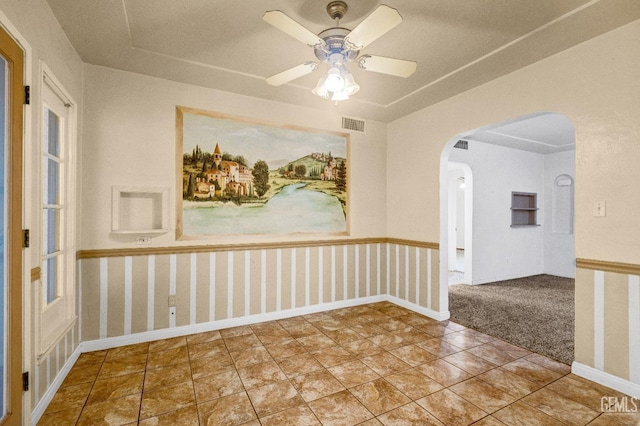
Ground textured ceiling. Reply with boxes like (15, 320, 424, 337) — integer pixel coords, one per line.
(46, 0, 640, 122)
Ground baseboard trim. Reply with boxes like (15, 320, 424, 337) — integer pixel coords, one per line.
(30, 345, 83, 426)
(386, 295, 450, 321)
(81, 296, 392, 352)
(572, 361, 640, 398)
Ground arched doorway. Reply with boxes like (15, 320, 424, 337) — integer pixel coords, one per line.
(439, 112, 576, 362)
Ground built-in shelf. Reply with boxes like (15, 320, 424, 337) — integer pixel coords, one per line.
(112, 186, 169, 234)
(511, 191, 539, 227)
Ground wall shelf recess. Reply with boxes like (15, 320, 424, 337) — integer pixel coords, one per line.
(511, 191, 539, 227)
(112, 186, 169, 234)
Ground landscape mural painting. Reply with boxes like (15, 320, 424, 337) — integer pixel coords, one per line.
(176, 107, 349, 238)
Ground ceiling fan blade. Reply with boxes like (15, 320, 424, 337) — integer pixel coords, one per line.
(266, 62, 318, 86)
(358, 55, 417, 77)
(344, 5, 402, 50)
(263, 10, 326, 48)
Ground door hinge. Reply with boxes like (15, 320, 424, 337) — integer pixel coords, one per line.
(24, 85, 30, 105)
(22, 229, 29, 248)
(22, 372, 29, 392)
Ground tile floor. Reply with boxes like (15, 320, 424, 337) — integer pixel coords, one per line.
(38, 302, 639, 425)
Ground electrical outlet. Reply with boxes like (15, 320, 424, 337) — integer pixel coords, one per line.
(168, 295, 176, 307)
(136, 236, 151, 245)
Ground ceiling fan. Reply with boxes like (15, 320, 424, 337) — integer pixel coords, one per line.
(263, 1, 417, 101)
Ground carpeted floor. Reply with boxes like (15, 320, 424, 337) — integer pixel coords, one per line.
(448, 274, 574, 365)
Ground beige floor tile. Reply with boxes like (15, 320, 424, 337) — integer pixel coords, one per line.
(185, 329, 222, 345)
(385, 368, 444, 400)
(190, 353, 235, 379)
(290, 369, 345, 402)
(349, 378, 410, 416)
(588, 412, 640, 425)
(286, 323, 322, 338)
(73, 350, 107, 368)
(197, 391, 257, 426)
(237, 359, 287, 389)
(312, 344, 354, 368)
(416, 389, 487, 426)
(87, 372, 144, 405)
(476, 367, 542, 398)
(377, 402, 445, 425)
(390, 344, 438, 366)
(440, 332, 485, 350)
(308, 389, 374, 426)
(467, 343, 518, 365)
(341, 338, 384, 358)
(76, 393, 141, 426)
(148, 336, 187, 353)
(521, 388, 599, 425)
(524, 353, 571, 375)
(471, 416, 508, 426)
(105, 342, 149, 361)
(368, 333, 409, 350)
(545, 374, 628, 412)
(246, 380, 304, 417)
(323, 327, 362, 344)
(258, 332, 294, 346)
(62, 362, 102, 386)
(501, 358, 563, 385)
(138, 405, 199, 426)
(443, 350, 498, 375)
(98, 353, 148, 379)
(259, 404, 322, 425)
(224, 333, 262, 352)
(194, 369, 244, 403)
(328, 359, 380, 388)
(265, 338, 306, 360)
(144, 362, 191, 391)
(416, 359, 472, 387)
(146, 345, 190, 369)
(230, 345, 273, 368)
(418, 337, 464, 357)
(361, 352, 411, 376)
(493, 401, 564, 426)
(188, 339, 228, 360)
(277, 352, 324, 377)
(487, 339, 532, 359)
(37, 406, 83, 426)
(297, 333, 337, 351)
(219, 325, 253, 338)
(450, 378, 519, 413)
(44, 381, 93, 414)
(140, 381, 196, 419)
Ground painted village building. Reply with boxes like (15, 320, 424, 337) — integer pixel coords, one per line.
(194, 143, 254, 198)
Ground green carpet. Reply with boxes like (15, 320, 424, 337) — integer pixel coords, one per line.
(448, 274, 574, 364)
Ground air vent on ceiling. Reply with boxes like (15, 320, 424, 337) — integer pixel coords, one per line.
(341, 116, 366, 134)
(454, 140, 468, 150)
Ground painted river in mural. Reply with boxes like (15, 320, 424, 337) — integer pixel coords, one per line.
(183, 183, 346, 235)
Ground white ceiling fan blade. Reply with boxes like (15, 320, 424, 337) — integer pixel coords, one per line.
(266, 62, 318, 86)
(358, 55, 417, 77)
(344, 5, 402, 50)
(263, 10, 326, 48)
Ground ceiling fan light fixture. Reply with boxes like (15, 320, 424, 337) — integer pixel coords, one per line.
(312, 77, 330, 99)
(331, 90, 349, 101)
(324, 66, 345, 92)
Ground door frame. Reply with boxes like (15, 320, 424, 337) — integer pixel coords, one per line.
(0, 20, 25, 425)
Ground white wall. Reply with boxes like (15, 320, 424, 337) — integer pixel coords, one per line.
(449, 141, 545, 283)
(544, 150, 575, 277)
(81, 65, 388, 250)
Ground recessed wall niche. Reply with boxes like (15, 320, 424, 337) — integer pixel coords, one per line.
(552, 174, 574, 234)
(112, 187, 168, 234)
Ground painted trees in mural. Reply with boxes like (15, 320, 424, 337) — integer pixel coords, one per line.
(178, 108, 348, 236)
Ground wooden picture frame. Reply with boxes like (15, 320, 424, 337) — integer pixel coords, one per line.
(176, 106, 349, 239)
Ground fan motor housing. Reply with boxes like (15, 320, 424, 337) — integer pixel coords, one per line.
(314, 27, 359, 62)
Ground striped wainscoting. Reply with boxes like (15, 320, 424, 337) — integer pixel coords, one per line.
(574, 259, 640, 398)
(77, 239, 442, 348)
